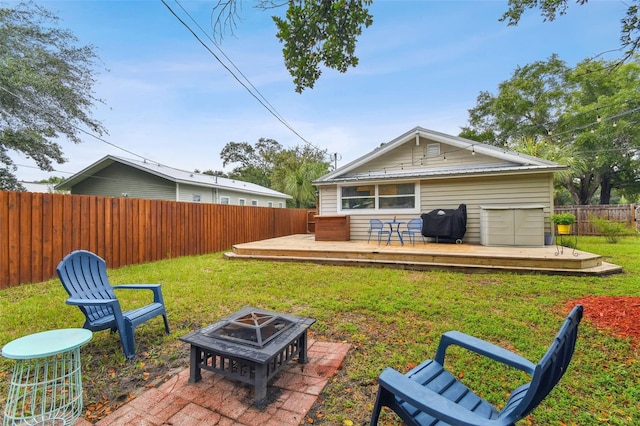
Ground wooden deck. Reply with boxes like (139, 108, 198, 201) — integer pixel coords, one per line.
(224, 234, 623, 276)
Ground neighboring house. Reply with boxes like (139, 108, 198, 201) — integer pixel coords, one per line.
(313, 126, 567, 246)
(55, 155, 291, 207)
(19, 182, 61, 193)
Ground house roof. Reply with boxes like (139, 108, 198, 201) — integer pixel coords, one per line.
(55, 155, 292, 199)
(19, 182, 58, 193)
(314, 126, 567, 184)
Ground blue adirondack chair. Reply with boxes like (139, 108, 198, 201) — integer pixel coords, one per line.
(368, 219, 391, 245)
(370, 305, 583, 426)
(402, 218, 426, 245)
(56, 250, 170, 359)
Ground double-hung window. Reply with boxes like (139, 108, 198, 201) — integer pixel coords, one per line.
(339, 182, 418, 213)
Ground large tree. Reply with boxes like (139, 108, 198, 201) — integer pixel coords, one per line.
(219, 138, 329, 208)
(212, 0, 373, 93)
(211, 0, 639, 94)
(0, 2, 106, 191)
(501, 0, 640, 62)
(270, 145, 330, 208)
(463, 55, 640, 205)
(561, 59, 640, 204)
(220, 137, 282, 188)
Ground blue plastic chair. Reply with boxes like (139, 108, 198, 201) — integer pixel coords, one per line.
(56, 250, 170, 359)
(402, 218, 425, 245)
(371, 305, 583, 426)
(368, 219, 391, 245)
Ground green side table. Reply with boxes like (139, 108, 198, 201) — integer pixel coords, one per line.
(2, 328, 92, 426)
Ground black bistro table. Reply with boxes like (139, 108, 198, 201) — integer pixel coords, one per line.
(180, 307, 315, 404)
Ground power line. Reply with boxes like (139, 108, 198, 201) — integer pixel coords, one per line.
(161, 0, 324, 154)
(172, 1, 289, 132)
(0, 85, 157, 163)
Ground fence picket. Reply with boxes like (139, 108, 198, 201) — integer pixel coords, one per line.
(0, 191, 310, 289)
(554, 204, 637, 235)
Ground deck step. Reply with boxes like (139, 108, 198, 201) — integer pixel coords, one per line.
(224, 234, 622, 276)
(223, 252, 622, 276)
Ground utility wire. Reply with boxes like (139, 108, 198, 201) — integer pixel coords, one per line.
(0, 85, 158, 163)
(172, 0, 290, 134)
(162, 0, 323, 153)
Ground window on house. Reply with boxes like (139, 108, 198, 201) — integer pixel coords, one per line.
(251, 200, 258, 206)
(278, 202, 284, 208)
(340, 183, 417, 212)
(239, 198, 246, 206)
(192, 194, 201, 202)
(341, 185, 375, 210)
(220, 196, 230, 205)
(268, 201, 274, 207)
(379, 183, 415, 209)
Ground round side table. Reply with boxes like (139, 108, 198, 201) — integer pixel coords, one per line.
(2, 328, 92, 426)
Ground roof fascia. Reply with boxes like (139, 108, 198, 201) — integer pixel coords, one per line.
(315, 165, 566, 186)
(315, 127, 558, 184)
(55, 155, 121, 190)
(56, 155, 291, 199)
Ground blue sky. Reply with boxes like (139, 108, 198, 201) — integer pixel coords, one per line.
(14, 0, 626, 182)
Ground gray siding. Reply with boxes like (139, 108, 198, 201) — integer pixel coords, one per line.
(70, 163, 289, 206)
(349, 137, 508, 176)
(318, 187, 338, 215)
(177, 183, 214, 203)
(319, 173, 554, 243)
(71, 163, 175, 199)
(217, 189, 287, 207)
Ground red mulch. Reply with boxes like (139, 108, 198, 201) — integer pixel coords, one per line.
(565, 296, 640, 345)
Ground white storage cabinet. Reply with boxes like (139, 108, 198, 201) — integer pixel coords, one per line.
(480, 204, 545, 246)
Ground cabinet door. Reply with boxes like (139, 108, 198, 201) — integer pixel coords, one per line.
(514, 209, 544, 246)
(482, 209, 515, 246)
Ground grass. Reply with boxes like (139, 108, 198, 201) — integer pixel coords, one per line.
(1, 236, 640, 424)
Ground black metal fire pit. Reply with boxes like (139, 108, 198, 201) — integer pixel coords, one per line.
(180, 307, 315, 404)
(206, 311, 294, 348)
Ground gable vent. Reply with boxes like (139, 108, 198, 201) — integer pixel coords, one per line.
(427, 143, 440, 158)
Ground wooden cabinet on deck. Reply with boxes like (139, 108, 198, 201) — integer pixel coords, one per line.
(314, 215, 350, 241)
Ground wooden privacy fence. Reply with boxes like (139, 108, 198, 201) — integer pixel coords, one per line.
(554, 204, 637, 235)
(0, 191, 310, 289)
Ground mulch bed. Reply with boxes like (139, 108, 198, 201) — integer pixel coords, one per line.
(565, 296, 640, 344)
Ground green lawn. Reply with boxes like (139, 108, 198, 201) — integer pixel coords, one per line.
(1, 236, 639, 424)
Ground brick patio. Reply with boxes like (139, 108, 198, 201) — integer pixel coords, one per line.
(74, 340, 350, 426)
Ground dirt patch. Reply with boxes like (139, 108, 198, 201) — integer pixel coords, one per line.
(565, 296, 640, 344)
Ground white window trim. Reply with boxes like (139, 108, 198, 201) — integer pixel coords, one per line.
(278, 202, 284, 208)
(238, 198, 246, 206)
(268, 201, 274, 207)
(251, 199, 258, 206)
(337, 181, 420, 215)
(220, 196, 230, 205)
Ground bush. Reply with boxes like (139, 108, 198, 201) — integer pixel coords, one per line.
(589, 215, 636, 243)
(551, 212, 576, 225)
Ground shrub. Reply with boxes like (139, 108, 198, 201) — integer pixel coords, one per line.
(589, 215, 636, 243)
(551, 212, 576, 225)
